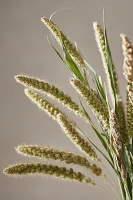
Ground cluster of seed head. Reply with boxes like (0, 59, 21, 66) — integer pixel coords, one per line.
(57, 113, 100, 162)
(70, 78, 109, 127)
(117, 98, 128, 143)
(121, 34, 133, 83)
(17, 145, 102, 176)
(25, 89, 61, 119)
(15, 75, 84, 117)
(110, 110, 126, 179)
(41, 17, 85, 68)
(4, 163, 89, 183)
(93, 22, 119, 95)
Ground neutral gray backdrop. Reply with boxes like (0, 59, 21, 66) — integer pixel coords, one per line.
(0, 0, 133, 200)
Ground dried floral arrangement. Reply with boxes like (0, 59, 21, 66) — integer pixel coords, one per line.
(3, 14, 133, 200)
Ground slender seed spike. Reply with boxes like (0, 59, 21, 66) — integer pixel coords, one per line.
(117, 98, 129, 143)
(41, 17, 85, 69)
(70, 78, 109, 128)
(25, 89, 61, 119)
(93, 22, 107, 69)
(121, 34, 133, 138)
(57, 113, 100, 162)
(3, 163, 95, 185)
(15, 75, 84, 117)
(121, 34, 133, 83)
(16, 145, 102, 176)
(110, 110, 126, 180)
(93, 22, 119, 95)
(127, 84, 133, 106)
(126, 84, 133, 138)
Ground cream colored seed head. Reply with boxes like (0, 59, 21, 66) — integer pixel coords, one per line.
(121, 34, 133, 83)
(127, 85, 133, 106)
(110, 110, 126, 179)
(93, 22, 105, 56)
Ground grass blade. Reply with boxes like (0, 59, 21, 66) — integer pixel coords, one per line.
(51, 44, 65, 64)
(52, 23, 87, 85)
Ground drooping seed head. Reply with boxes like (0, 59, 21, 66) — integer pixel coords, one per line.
(57, 113, 100, 162)
(41, 17, 85, 68)
(4, 163, 95, 185)
(25, 89, 61, 120)
(16, 145, 102, 176)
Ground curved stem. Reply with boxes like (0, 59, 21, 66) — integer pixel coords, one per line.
(124, 179, 132, 200)
(102, 175, 121, 200)
(101, 162, 122, 200)
(96, 184, 120, 200)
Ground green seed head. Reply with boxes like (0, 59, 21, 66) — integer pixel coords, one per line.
(41, 17, 85, 68)
(126, 85, 133, 138)
(57, 113, 100, 162)
(70, 78, 109, 128)
(4, 163, 95, 185)
(25, 89, 61, 119)
(93, 22, 119, 95)
(117, 98, 129, 143)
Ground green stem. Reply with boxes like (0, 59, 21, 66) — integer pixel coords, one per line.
(77, 125, 113, 166)
(103, 176, 121, 200)
(124, 180, 132, 200)
(118, 177, 126, 200)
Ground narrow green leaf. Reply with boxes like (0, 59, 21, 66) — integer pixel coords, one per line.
(77, 94, 113, 166)
(65, 48, 86, 83)
(103, 11, 118, 108)
(94, 76, 107, 105)
(52, 23, 87, 84)
(77, 93, 91, 121)
(50, 44, 65, 64)
(49, 39, 85, 83)
(78, 124, 114, 170)
(104, 27, 116, 100)
(47, 36, 65, 63)
(84, 60, 107, 105)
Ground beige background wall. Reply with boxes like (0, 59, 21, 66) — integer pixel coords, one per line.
(0, 0, 133, 199)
